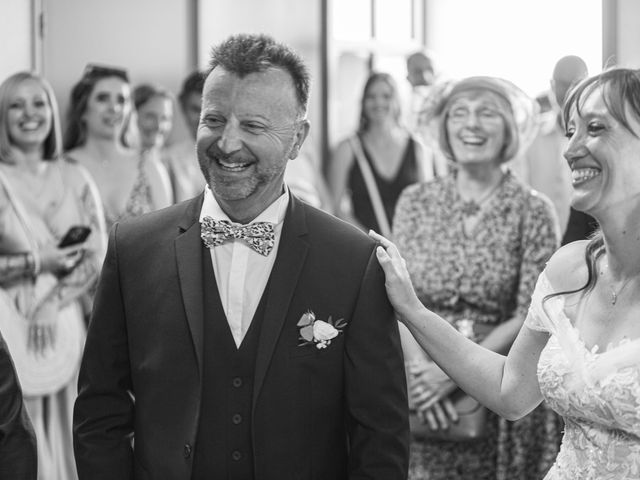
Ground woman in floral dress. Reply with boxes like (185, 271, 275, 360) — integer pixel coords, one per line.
(0, 71, 106, 480)
(392, 76, 563, 479)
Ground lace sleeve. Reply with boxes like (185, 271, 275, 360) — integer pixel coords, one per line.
(523, 272, 555, 334)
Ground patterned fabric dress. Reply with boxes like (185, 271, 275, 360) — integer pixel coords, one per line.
(393, 170, 563, 480)
(0, 159, 105, 480)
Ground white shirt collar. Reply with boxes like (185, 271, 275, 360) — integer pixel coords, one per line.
(199, 185, 289, 226)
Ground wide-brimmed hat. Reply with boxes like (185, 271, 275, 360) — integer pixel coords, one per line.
(419, 76, 539, 164)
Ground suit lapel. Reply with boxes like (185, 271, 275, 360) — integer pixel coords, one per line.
(253, 196, 309, 410)
(175, 195, 206, 376)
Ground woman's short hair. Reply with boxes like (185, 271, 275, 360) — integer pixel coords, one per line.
(437, 76, 520, 164)
(358, 72, 402, 133)
(0, 71, 62, 164)
(63, 63, 130, 151)
(563, 67, 640, 138)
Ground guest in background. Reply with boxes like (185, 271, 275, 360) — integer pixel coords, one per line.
(404, 51, 449, 181)
(165, 70, 206, 202)
(517, 55, 590, 234)
(64, 64, 172, 231)
(405, 50, 436, 130)
(328, 72, 430, 235)
(283, 138, 333, 211)
(392, 76, 562, 479)
(0, 71, 106, 480)
(133, 83, 174, 156)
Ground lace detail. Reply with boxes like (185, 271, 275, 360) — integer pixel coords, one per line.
(531, 272, 640, 479)
(104, 155, 154, 229)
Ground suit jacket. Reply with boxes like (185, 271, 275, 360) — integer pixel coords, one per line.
(0, 333, 37, 479)
(73, 194, 409, 480)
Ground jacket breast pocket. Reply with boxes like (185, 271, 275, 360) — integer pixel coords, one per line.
(289, 344, 320, 358)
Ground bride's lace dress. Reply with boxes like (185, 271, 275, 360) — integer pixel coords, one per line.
(526, 273, 640, 479)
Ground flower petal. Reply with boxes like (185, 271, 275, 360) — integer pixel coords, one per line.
(300, 325, 314, 342)
(297, 312, 313, 327)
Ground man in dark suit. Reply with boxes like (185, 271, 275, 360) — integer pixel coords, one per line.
(0, 333, 37, 479)
(73, 34, 409, 480)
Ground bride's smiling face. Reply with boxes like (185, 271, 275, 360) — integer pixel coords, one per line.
(564, 85, 640, 216)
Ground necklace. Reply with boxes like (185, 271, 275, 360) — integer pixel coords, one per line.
(602, 261, 636, 305)
(459, 173, 506, 217)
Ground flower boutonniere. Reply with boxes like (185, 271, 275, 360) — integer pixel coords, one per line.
(297, 310, 346, 349)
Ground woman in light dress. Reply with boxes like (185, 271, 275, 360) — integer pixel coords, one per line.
(372, 67, 640, 479)
(64, 65, 172, 231)
(0, 71, 106, 480)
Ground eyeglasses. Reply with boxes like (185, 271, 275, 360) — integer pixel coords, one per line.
(447, 106, 503, 126)
(82, 64, 129, 82)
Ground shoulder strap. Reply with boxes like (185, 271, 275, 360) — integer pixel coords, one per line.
(348, 135, 392, 237)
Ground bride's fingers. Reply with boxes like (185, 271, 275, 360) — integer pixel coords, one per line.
(368, 230, 389, 244)
(375, 245, 391, 264)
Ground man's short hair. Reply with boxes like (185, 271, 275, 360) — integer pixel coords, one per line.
(178, 70, 205, 106)
(206, 34, 310, 114)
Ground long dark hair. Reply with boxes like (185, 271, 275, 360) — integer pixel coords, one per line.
(63, 64, 130, 151)
(545, 68, 640, 305)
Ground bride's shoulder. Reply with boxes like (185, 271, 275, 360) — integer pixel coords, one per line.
(544, 240, 590, 292)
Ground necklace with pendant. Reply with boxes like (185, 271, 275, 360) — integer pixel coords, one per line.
(459, 173, 506, 217)
(603, 261, 636, 305)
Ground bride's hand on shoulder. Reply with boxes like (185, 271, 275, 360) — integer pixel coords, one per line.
(369, 230, 422, 319)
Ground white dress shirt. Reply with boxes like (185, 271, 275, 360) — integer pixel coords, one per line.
(199, 186, 289, 348)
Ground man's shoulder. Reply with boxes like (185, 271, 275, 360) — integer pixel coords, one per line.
(115, 196, 201, 241)
(299, 201, 376, 252)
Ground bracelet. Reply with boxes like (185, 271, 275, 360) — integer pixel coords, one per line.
(27, 251, 41, 277)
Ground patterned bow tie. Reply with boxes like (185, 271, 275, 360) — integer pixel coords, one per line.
(200, 216, 275, 256)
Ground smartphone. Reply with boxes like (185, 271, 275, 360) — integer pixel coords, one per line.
(58, 226, 92, 248)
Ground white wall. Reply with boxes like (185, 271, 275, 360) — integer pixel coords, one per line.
(425, 0, 602, 96)
(0, 0, 34, 80)
(617, 0, 640, 68)
(42, 0, 193, 138)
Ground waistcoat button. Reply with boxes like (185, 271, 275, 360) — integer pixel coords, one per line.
(183, 443, 192, 459)
(231, 450, 242, 461)
(232, 414, 242, 425)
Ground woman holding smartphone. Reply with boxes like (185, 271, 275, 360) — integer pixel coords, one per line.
(0, 72, 106, 480)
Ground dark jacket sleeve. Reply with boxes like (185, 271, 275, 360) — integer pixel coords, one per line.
(73, 224, 134, 479)
(0, 333, 37, 479)
(345, 246, 410, 479)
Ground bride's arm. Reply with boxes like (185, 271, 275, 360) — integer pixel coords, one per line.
(371, 231, 553, 420)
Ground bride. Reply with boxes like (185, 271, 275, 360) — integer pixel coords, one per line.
(371, 67, 640, 479)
